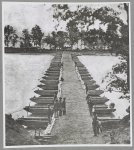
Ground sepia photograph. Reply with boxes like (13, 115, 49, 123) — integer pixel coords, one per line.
(3, 1, 132, 147)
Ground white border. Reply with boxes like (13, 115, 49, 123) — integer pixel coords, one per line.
(129, 1, 132, 147)
(2, 1, 132, 148)
(2, 2, 5, 149)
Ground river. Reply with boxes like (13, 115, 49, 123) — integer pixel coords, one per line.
(4, 54, 53, 119)
(79, 55, 130, 119)
(4, 54, 129, 119)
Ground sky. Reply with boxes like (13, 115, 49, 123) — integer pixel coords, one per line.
(3, 2, 128, 35)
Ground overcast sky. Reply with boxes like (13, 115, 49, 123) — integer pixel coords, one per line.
(3, 2, 128, 35)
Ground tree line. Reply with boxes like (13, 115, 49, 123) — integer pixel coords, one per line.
(4, 25, 44, 48)
(4, 23, 113, 51)
(52, 4, 128, 53)
(4, 4, 129, 52)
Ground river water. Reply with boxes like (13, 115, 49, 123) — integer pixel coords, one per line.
(79, 55, 130, 119)
(4, 54, 129, 119)
(4, 54, 53, 119)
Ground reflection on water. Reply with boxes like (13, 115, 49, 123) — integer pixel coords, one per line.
(4, 54, 53, 119)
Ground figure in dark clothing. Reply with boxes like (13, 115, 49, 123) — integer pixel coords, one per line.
(86, 94, 90, 103)
(59, 97, 62, 116)
(96, 120, 103, 134)
(62, 97, 66, 115)
(58, 63, 63, 67)
(61, 62, 63, 67)
(53, 92, 58, 103)
(88, 99, 94, 116)
(54, 99, 59, 118)
(92, 112, 98, 136)
(75, 62, 77, 67)
(85, 84, 88, 94)
(60, 77, 64, 82)
(47, 105, 52, 124)
(110, 130, 116, 144)
(93, 112, 97, 120)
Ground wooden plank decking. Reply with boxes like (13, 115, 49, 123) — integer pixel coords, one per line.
(51, 52, 105, 144)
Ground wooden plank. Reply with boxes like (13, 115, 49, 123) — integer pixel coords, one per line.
(40, 80, 59, 84)
(86, 84, 99, 90)
(42, 76, 59, 80)
(34, 90, 57, 96)
(37, 84, 58, 90)
(23, 106, 54, 114)
(30, 96, 54, 104)
(94, 108, 116, 114)
(87, 90, 104, 96)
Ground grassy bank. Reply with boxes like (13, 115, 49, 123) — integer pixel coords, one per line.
(102, 124, 130, 144)
(5, 114, 40, 146)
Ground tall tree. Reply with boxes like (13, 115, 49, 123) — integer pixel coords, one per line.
(10, 33, 18, 47)
(122, 3, 129, 90)
(43, 31, 68, 50)
(31, 25, 44, 47)
(4, 25, 16, 47)
(56, 31, 68, 50)
(43, 34, 54, 49)
(51, 31, 58, 50)
(102, 3, 130, 99)
(66, 20, 79, 49)
(21, 29, 31, 48)
(52, 4, 99, 50)
(108, 4, 129, 91)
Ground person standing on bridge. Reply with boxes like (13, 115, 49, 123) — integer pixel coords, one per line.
(86, 95, 93, 116)
(54, 99, 59, 118)
(53, 91, 58, 103)
(86, 94, 90, 103)
(96, 120, 103, 134)
(61, 62, 63, 67)
(59, 97, 62, 116)
(92, 112, 98, 136)
(62, 97, 66, 115)
(85, 83, 88, 94)
(88, 99, 93, 116)
(75, 62, 77, 67)
(47, 104, 52, 124)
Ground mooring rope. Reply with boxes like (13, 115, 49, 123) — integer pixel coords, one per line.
(8, 102, 32, 115)
(9, 108, 24, 115)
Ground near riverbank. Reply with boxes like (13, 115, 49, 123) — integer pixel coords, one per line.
(5, 114, 40, 146)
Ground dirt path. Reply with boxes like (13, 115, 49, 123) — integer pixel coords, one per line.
(51, 52, 105, 144)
